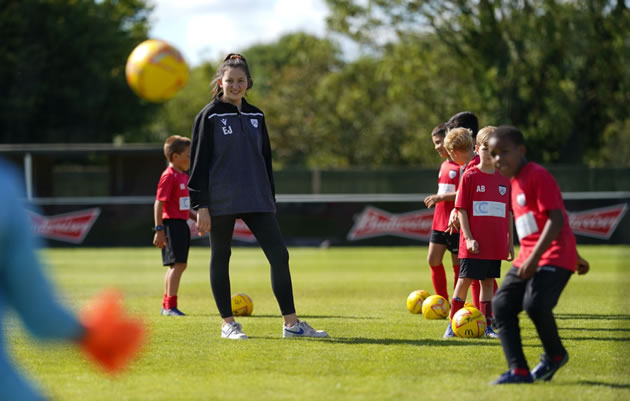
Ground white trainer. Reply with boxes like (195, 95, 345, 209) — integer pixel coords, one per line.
(221, 321, 248, 340)
(282, 319, 328, 338)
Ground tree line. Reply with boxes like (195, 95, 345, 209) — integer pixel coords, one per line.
(1, 0, 628, 167)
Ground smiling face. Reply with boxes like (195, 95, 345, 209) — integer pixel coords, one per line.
(219, 66, 249, 106)
(432, 134, 448, 158)
(488, 135, 526, 178)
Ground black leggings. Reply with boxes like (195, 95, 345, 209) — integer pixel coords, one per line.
(209, 212, 296, 318)
(493, 266, 572, 370)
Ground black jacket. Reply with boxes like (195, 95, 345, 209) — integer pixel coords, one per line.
(188, 95, 276, 216)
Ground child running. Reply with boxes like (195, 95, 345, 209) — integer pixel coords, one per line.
(153, 135, 195, 316)
(423, 123, 461, 300)
(188, 53, 328, 340)
(488, 126, 589, 384)
(443, 127, 513, 339)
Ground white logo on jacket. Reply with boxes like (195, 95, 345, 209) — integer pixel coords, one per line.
(499, 185, 507, 196)
(517, 193, 526, 206)
(250, 119, 258, 128)
(449, 170, 457, 179)
(222, 126, 233, 135)
(221, 118, 227, 126)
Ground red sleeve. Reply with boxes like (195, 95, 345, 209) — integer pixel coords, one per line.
(532, 168, 564, 213)
(156, 172, 173, 202)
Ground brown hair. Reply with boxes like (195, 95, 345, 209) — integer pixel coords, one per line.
(431, 123, 448, 138)
(476, 126, 496, 147)
(163, 135, 190, 162)
(444, 127, 473, 155)
(210, 53, 254, 98)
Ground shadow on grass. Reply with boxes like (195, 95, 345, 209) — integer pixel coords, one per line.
(320, 336, 503, 347)
(556, 313, 630, 321)
(559, 327, 630, 332)
(237, 314, 376, 319)
(577, 380, 630, 389)
(563, 336, 630, 342)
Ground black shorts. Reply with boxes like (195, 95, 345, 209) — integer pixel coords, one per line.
(459, 258, 501, 280)
(430, 230, 459, 254)
(161, 219, 190, 266)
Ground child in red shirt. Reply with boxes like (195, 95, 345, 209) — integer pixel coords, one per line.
(445, 127, 500, 308)
(423, 123, 461, 300)
(154, 135, 195, 316)
(444, 127, 514, 339)
(488, 126, 589, 384)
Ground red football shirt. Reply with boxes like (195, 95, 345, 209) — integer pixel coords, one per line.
(511, 162, 577, 271)
(464, 154, 480, 171)
(156, 166, 190, 220)
(455, 167, 511, 260)
(432, 160, 462, 231)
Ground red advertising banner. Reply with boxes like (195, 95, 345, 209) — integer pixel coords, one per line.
(28, 208, 100, 244)
(28, 196, 630, 246)
(568, 203, 628, 240)
(347, 206, 434, 241)
(347, 203, 629, 243)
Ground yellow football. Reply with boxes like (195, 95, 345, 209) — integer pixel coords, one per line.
(451, 306, 487, 338)
(406, 289, 430, 314)
(421, 295, 450, 319)
(231, 293, 254, 316)
(125, 39, 189, 102)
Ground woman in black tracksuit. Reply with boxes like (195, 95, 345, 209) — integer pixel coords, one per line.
(188, 53, 328, 340)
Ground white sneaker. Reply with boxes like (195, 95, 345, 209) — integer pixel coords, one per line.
(221, 321, 248, 340)
(283, 319, 328, 338)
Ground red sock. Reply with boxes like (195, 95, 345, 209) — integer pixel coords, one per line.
(513, 368, 530, 377)
(450, 297, 465, 320)
(552, 354, 565, 363)
(164, 295, 178, 310)
(493, 279, 498, 294)
(480, 301, 493, 326)
(471, 280, 481, 309)
(162, 293, 168, 308)
(452, 264, 460, 289)
(430, 264, 449, 300)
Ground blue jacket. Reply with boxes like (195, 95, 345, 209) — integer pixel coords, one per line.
(0, 160, 84, 401)
(188, 95, 276, 216)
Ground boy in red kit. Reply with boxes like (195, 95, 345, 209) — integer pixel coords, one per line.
(424, 123, 461, 300)
(443, 128, 513, 339)
(488, 126, 589, 384)
(446, 126, 500, 308)
(154, 135, 195, 316)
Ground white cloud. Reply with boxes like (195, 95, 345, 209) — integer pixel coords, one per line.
(149, 0, 328, 66)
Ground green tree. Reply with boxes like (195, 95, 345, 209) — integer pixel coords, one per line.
(146, 63, 217, 142)
(244, 33, 343, 167)
(326, 0, 630, 164)
(0, 0, 157, 143)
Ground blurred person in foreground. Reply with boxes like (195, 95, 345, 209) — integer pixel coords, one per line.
(0, 160, 145, 401)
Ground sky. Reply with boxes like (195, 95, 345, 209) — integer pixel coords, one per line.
(149, 0, 330, 67)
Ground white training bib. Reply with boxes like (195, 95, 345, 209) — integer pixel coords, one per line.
(472, 201, 506, 217)
(438, 183, 456, 195)
(515, 211, 538, 239)
(179, 196, 190, 211)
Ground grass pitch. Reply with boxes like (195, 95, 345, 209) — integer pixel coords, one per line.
(7, 245, 630, 401)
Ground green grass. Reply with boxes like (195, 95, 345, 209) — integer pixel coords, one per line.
(7, 245, 630, 401)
